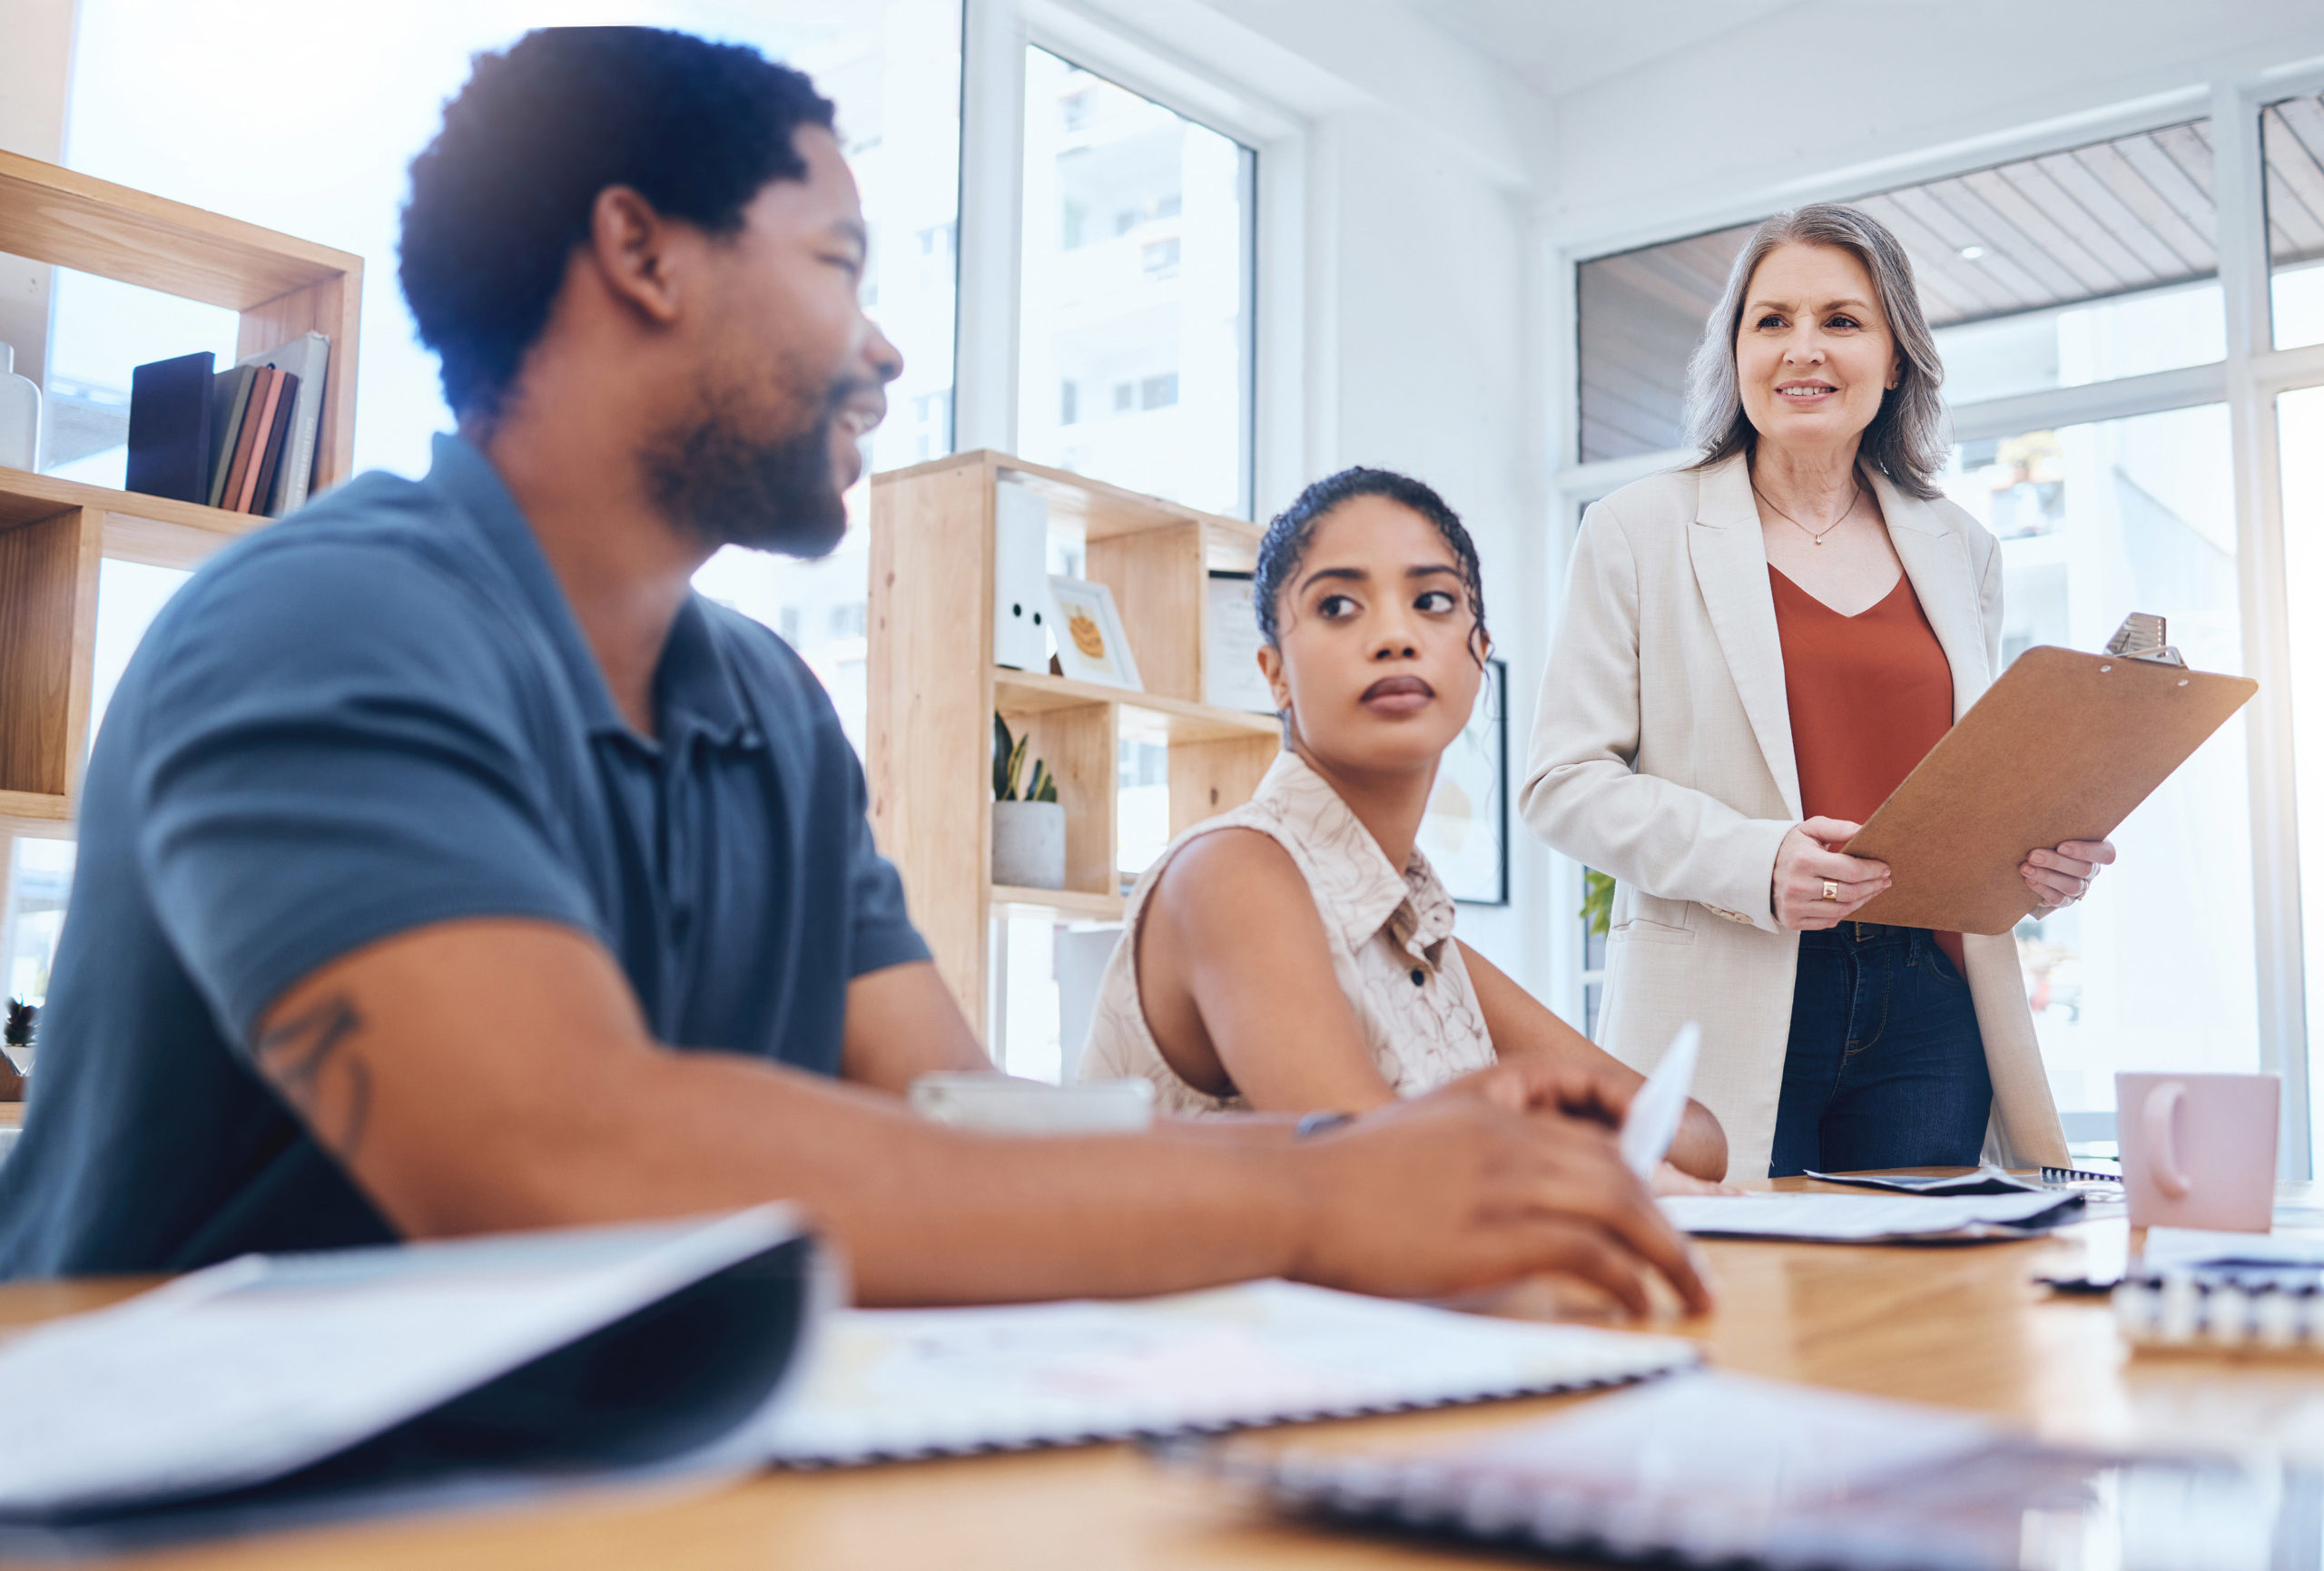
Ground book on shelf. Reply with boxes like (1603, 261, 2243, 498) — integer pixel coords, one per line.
(130, 330, 330, 518)
(239, 368, 298, 514)
(236, 331, 329, 512)
(203, 365, 258, 509)
(124, 350, 215, 504)
(217, 365, 272, 513)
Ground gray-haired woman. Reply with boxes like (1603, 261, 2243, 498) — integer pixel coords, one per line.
(1521, 203, 2097, 1178)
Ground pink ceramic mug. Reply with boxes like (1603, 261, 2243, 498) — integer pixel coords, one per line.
(2114, 1072, 2279, 1232)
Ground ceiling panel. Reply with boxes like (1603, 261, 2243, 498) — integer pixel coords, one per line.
(2266, 93, 2324, 268)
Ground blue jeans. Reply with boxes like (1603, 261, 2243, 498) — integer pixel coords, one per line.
(1768, 923, 1994, 1178)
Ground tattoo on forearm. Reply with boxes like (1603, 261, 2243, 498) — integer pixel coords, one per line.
(255, 994, 373, 1164)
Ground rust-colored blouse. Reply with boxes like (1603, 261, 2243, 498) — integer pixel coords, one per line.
(1768, 565, 1964, 971)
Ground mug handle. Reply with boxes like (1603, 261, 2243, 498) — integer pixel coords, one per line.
(2142, 1082, 2191, 1200)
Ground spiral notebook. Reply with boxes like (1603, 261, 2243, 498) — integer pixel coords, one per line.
(760, 1280, 1699, 1466)
(1195, 1370, 2310, 1570)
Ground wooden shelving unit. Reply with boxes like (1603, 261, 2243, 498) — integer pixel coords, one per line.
(868, 450, 1281, 1028)
(0, 150, 361, 842)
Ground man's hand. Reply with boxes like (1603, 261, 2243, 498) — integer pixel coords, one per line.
(1287, 1096, 1712, 1315)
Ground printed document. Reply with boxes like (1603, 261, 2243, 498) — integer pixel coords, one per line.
(1661, 1190, 2080, 1242)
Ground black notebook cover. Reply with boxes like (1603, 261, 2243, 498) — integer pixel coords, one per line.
(126, 350, 216, 504)
(249, 371, 300, 517)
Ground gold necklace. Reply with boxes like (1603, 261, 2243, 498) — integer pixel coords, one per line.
(1754, 479, 1861, 545)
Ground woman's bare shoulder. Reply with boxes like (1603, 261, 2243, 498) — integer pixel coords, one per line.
(1147, 826, 1327, 946)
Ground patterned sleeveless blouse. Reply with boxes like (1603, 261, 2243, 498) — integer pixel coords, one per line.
(1077, 751, 1497, 1113)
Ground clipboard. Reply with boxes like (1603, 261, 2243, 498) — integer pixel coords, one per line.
(1841, 632, 2256, 935)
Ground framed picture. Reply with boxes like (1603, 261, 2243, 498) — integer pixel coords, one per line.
(1048, 575, 1143, 691)
(1417, 657, 1508, 905)
(1202, 571, 1275, 713)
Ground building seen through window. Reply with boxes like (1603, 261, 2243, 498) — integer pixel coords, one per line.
(1016, 46, 1254, 517)
(1945, 407, 2254, 1124)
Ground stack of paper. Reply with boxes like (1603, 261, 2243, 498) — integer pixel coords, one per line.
(1662, 1191, 2082, 1242)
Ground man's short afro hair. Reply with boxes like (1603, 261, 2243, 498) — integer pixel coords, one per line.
(399, 26, 835, 418)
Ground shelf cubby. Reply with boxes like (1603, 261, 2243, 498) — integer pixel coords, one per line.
(0, 152, 362, 839)
(869, 450, 1281, 1031)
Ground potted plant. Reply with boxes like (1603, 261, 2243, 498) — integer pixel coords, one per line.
(1, 999, 32, 1101)
(991, 714, 1066, 890)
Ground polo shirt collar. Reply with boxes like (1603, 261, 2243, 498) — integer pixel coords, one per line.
(424, 433, 756, 751)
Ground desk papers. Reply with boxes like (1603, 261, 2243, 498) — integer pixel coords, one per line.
(762, 1281, 1699, 1466)
(1199, 1370, 2299, 1570)
(1800, 1165, 2049, 1196)
(1662, 1191, 2082, 1242)
(2140, 1226, 2324, 1271)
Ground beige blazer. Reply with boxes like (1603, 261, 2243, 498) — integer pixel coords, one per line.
(1520, 453, 2068, 1180)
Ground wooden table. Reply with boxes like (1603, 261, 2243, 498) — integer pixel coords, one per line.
(10, 1177, 2324, 1569)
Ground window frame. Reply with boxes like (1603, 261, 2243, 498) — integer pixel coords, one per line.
(1547, 62, 2324, 1175)
(959, 0, 1295, 520)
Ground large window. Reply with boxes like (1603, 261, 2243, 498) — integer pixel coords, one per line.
(0, 1, 963, 1016)
(994, 46, 1258, 1075)
(1016, 46, 1255, 517)
(2281, 385, 2324, 1150)
(1946, 407, 2254, 1119)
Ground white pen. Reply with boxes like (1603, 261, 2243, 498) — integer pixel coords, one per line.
(1620, 1023, 1701, 1182)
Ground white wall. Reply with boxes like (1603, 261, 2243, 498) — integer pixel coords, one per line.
(1304, 103, 1546, 978)
(0, 0, 77, 404)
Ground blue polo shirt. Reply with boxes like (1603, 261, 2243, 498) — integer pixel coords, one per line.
(0, 434, 929, 1277)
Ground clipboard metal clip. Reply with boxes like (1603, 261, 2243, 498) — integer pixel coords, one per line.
(2104, 612, 2186, 668)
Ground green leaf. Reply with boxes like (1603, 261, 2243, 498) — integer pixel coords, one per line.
(1005, 734, 1029, 801)
(992, 713, 1016, 800)
(1580, 869, 1617, 934)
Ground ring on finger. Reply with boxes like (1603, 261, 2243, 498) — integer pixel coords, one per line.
(1820, 879, 1840, 902)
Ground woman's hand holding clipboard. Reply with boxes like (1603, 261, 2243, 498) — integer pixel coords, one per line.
(1840, 615, 2256, 935)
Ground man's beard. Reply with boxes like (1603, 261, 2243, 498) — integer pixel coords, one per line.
(643, 375, 859, 559)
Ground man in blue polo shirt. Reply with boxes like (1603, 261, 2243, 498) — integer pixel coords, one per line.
(0, 28, 1706, 1312)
